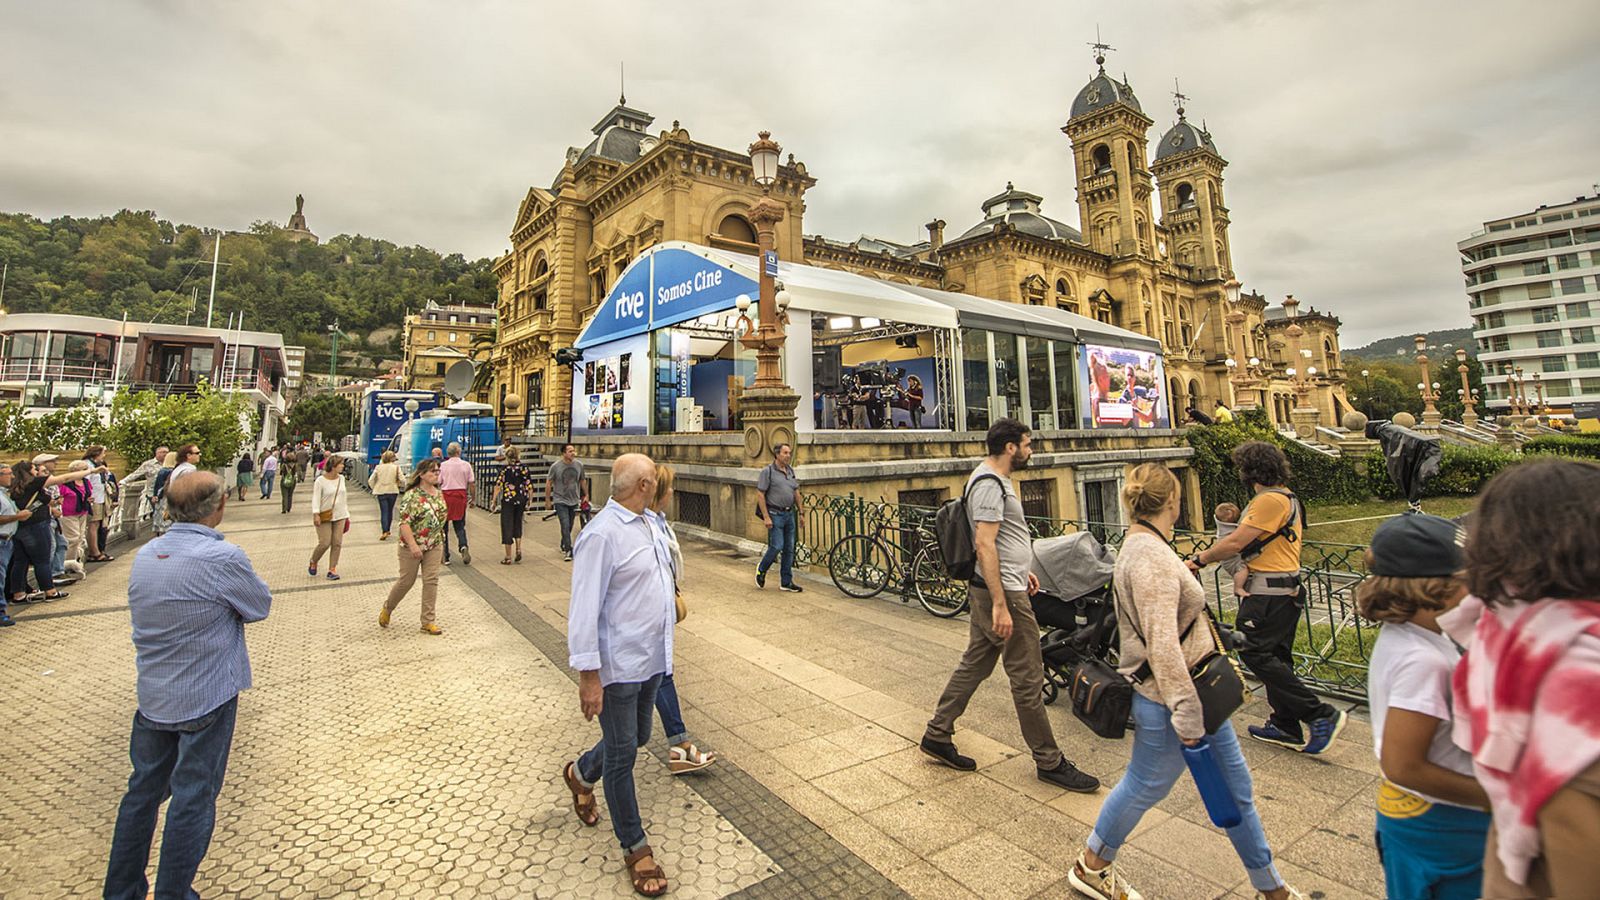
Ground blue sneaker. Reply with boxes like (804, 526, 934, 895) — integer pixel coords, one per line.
(1247, 722, 1306, 750)
(1301, 709, 1348, 755)
(0, 614, 14, 627)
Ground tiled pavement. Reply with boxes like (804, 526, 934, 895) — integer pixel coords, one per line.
(0, 490, 1384, 898)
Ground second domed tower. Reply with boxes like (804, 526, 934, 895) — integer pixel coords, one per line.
(1150, 89, 1232, 279)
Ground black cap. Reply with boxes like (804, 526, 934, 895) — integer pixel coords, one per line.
(1369, 513, 1465, 578)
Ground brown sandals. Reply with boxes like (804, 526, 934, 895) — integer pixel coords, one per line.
(563, 762, 599, 827)
(624, 845, 669, 897)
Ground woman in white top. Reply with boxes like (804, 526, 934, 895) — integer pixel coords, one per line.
(308, 455, 350, 580)
(645, 464, 716, 775)
(170, 444, 200, 483)
(368, 450, 402, 541)
(1356, 513, 1489, 900)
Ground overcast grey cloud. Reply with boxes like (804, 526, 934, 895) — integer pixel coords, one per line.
(3, 0, 1596, 344)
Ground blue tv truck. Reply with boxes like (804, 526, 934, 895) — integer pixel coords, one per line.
(389, 403, 500, 477)
(358, 389, 440, 465)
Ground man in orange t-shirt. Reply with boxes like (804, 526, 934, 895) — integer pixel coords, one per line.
(1189, 441, 1346, 755)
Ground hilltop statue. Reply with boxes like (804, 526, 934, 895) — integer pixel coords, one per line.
(285, 193, 318, 244)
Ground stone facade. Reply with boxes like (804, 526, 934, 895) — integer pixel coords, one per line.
(401, 300, 496, 399)
(491, 64, 1351, 433)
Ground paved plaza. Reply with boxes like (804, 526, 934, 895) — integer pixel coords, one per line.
(1, 492, 1385, 898)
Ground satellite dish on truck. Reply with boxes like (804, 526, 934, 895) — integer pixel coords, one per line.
(443, 360, 475, 400)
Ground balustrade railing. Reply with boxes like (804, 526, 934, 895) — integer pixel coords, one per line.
(796, 491, 1377, 701)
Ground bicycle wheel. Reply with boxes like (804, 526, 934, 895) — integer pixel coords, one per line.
(828, 535, 892, 599)
(912, 546, 968, 617)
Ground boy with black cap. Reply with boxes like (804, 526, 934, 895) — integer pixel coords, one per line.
(1357, 513, 1489, 900)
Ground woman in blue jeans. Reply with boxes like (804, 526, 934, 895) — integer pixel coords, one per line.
(648, 465, 715, 774)
(1068, 463, 1301, 900)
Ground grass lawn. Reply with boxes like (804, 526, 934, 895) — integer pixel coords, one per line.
(1302, 496, 1478, 546)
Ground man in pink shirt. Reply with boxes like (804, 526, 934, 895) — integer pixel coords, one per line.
(439, 443, 475, 565)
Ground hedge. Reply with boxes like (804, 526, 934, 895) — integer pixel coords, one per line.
(1523, 434, 1600, 459)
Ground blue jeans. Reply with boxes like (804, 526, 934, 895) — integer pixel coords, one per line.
(576, 674, 662, 853)
(758, 509, 796, 586)
(655, 674, 689, 745)
(0, 538, 12, 612)
(1089, 694, 1284, 893)
(376, 493, 397, 534)
(554, 503, 577, 553)
(52, 523, 67, 577)
(8, 518, 55, 596)
(259, 473, 274, 499)
(104, 696, 239, 900)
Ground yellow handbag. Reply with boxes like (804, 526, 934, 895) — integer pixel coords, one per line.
(674, 590, 687, 624)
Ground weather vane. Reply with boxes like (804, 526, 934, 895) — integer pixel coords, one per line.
(1172, 78, 1189, 119)
(1088, 26, 1114, 74)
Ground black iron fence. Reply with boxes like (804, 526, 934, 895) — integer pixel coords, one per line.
(796, 491, 1377, 702)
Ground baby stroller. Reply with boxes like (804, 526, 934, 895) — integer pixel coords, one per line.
(1028, 532, 1120, 705)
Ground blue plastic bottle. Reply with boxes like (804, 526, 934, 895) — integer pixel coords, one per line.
(1182, 737, 1243, 828)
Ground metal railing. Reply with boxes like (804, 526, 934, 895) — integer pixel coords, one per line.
(797, 492, 1377, 702)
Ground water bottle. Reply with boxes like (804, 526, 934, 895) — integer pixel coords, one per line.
(1182, 737, 1243, 828)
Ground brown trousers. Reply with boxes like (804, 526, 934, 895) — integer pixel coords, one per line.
(1481, 758, 1600, 899)
(385, 544, 443, 625)
(925, 583, 1062, 769)
(310, 519, 345, 571)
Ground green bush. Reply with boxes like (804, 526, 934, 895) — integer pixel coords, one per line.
(104, 385, 258, 467)
(0, 402, 106, 452)
(1524, 434, 1600, 459)
(1186, 408, 1370, 520)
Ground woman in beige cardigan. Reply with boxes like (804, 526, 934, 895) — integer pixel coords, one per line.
(1068, 463, 1301, 900)
(368, 450, 402, 540)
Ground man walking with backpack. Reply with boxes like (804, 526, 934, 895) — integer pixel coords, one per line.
(921, 418, 1100, 793)
(1188, 440, 1345, 754)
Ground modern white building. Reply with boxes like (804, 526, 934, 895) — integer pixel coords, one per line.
(1461, 192, 1600, 413)
(0, 312, 291, 444)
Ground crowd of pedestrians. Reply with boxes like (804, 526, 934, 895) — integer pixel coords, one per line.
(32, 420, 1589, 899)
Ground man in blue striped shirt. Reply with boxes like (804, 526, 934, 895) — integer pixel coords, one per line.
(104, 471, 273, 900)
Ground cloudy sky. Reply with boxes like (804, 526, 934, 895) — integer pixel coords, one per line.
(4, 0, 1597, 344)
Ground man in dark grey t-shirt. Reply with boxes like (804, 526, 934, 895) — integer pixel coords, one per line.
(546, 444, 587, 561)
(754, 443, 803, 592)
(922, 418, 1099, 793)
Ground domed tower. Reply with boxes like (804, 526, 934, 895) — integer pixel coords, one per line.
(1150, 83, 1231, 279)
(1062, 42, 1157, 259)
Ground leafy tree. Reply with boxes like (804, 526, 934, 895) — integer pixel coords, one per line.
(0, 402, 106, 454)
(287, 393, 355, 444)
(104, 386, 258, 467)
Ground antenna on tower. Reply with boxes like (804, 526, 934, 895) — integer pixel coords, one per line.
(619, 62, 626, 106)
(1088, 26, 1114, 74)
(1172, 78, 1189, 120)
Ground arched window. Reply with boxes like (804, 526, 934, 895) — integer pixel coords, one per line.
(1189, 379, 1202, 406)
(1091, 144, 1112, 174)
(1054, 278, 1075, 313)
(1178, 302, 1194, 346)
(1324, 338, 1337, 372)
(716, 214, 757, 245)
(1176, 183, 1196, 209)
(1127, 141, 1141, 173)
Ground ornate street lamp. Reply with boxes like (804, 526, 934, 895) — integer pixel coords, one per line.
(1532, 371, 1547, 414)
(736, 131, 790, 390)
(1414, 334, 1441, 430)
(1455, 347, 1479, 428)
(1222, 278, 1259, 409)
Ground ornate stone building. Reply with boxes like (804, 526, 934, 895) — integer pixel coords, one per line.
(493, 60, 1351, 430)
(401, 299, 496, 398)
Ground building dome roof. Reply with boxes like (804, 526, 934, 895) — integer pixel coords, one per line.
(956, 183, 1082, 243)
(574, 100, 656, 166)
(1154, 117, 1218, 161)
(1070, 72, 1142, 119)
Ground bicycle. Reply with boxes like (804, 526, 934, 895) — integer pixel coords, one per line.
(826, 508, 969, 617)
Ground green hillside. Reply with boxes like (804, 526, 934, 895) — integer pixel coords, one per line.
(1346, 326, 1475, 360)
(0, 209, 496, 372)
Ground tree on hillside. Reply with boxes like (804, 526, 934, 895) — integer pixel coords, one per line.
(287, 393, 355, 444)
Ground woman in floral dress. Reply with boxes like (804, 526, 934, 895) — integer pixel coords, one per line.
(379, 459, 449, 635)
(497, 446, 535, 564)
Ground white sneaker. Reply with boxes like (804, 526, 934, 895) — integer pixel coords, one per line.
(1067, 851, 1142, 900)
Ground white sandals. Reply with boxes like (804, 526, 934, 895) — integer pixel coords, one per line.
(668, 743, 716, 774)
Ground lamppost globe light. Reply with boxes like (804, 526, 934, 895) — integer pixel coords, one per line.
(775, 288, 791, 312)
(1361, 369, 1369, 377)
(1308, 366, 1318, 376)
(1249, 357, 1260, 367)
(735, 293, 752, 312)
(1225, 358, 1237, 369)
(1300, 348, 1313, 358)
(1455, 347, 1468, 363)
(404, 399, 419, 413)
(1286, 367, 1297, 377)
(748, 131, 781, 187)
(1417, 383, 1425, 390)
(1223, 278, 1242, 305)
(1432, 382, 1440, 390)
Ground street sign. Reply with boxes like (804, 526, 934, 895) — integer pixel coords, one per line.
(763, 250, 778, 278)
(313, 431, 323, 444)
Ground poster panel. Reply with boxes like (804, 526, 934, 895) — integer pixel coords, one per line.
(1078, 343, 1170, 429)
(570, 333, 650, 435)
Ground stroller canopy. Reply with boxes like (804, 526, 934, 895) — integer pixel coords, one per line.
(1030, 531, 1117, 600)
